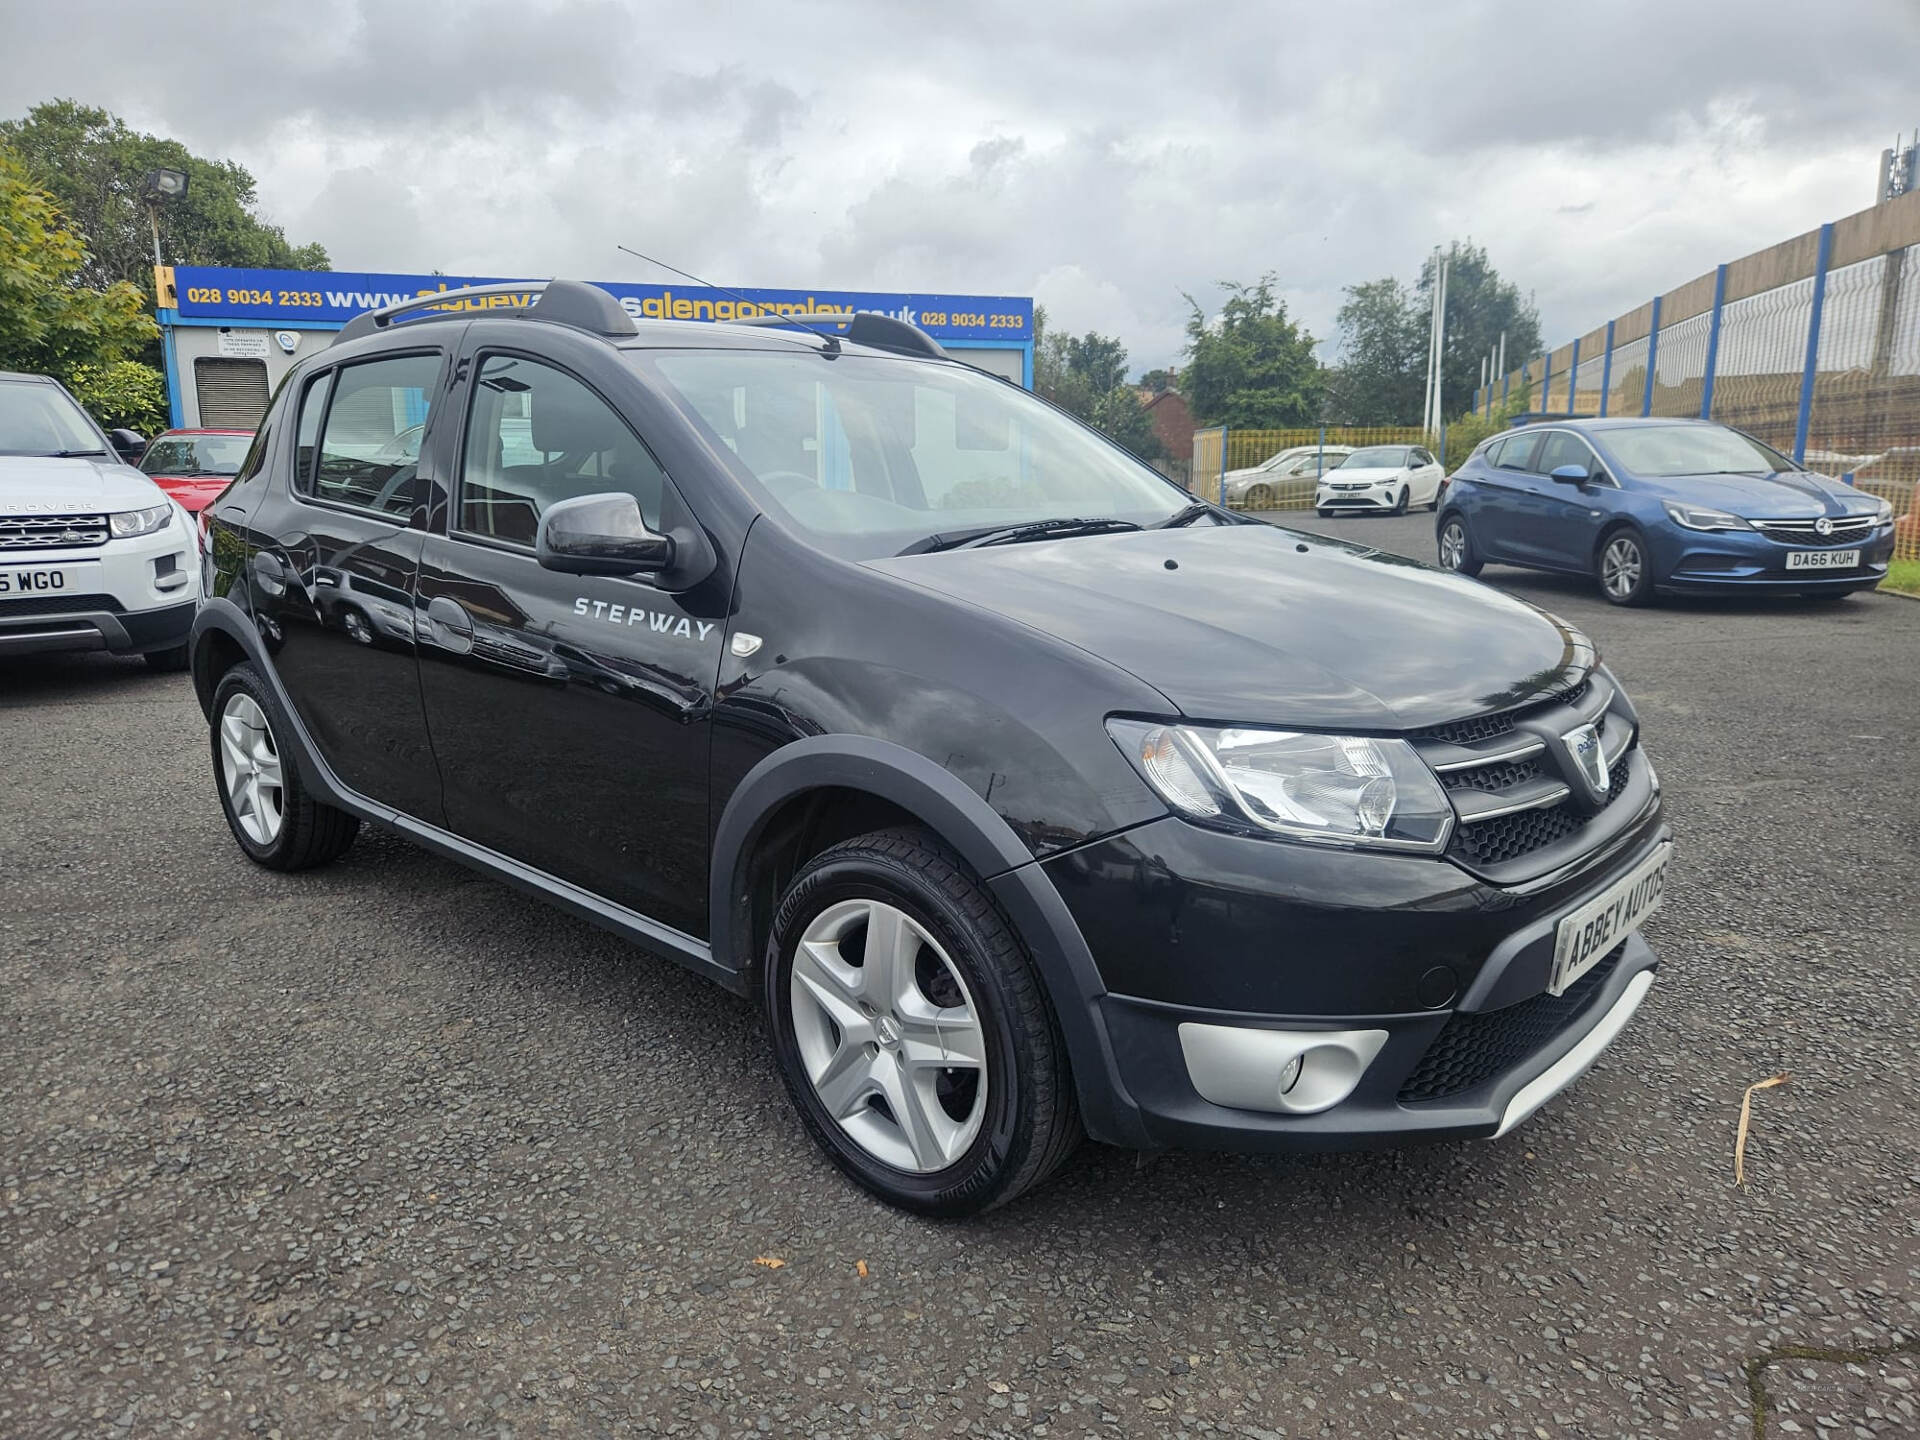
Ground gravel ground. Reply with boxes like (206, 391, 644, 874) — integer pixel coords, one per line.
(3, 517, 1916, 1439)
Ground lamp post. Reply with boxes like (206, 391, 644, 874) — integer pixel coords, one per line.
(139, 167, 189, 266)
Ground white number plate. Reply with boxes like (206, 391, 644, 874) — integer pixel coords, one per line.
(1550, 842, 1671, 995)
(0, 566, 78, 596)
(1785, 549, 1860, 571)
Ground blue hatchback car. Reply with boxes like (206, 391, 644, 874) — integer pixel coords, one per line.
(1435, 418, 1896, 604)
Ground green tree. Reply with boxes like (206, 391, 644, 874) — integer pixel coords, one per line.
(1417, 241, 1540, 422)
(0, 100, 329, 297)
(0, 146, 156, 378)
(1138, 367, 1175, 395)
(67, 359, 169, 434)
(1032, 306, 1163, 461)
(1328, 277, 1426, 425)
(1181, 276, 1320, 428)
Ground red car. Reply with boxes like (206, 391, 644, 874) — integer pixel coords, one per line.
(136, 428, 254, 512)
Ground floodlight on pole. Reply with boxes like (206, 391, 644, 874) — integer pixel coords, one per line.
(139, 168, 189, 267)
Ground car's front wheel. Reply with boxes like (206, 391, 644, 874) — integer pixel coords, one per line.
(1245, 483, 1273, 509)
(1597, 526, 1655, 606)
(1437, 514, 1483, 577)
(765, 827, 1080, 1216)
(1392, 486, 1409, 516)
(210, 663, 360, 870)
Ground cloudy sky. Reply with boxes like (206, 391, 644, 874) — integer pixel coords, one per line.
(2, 0, 1914, 372)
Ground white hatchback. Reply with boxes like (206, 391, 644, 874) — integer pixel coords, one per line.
(1315, 444, 1446, 516)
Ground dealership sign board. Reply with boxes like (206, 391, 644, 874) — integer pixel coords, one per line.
(170, 267, 1033, 343)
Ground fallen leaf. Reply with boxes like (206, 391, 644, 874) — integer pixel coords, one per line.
(752, 1256, 785, 1269)
(1734, 1073, 1790, 1186)
(855, 1259, 868, 1278)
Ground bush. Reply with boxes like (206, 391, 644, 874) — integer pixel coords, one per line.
(66, 360, 169, 435)
(1443, 390, 1528, 472)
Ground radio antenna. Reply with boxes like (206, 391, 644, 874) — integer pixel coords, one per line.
(614, 243, 839, 351)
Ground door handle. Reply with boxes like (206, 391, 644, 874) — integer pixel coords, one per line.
(426, 595, 475, 652)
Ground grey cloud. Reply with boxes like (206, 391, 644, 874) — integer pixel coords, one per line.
(0, 0, 1911, 371)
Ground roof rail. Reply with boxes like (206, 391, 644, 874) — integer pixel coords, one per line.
(724, 310, 948, 361)
(331, 279, 639, 347)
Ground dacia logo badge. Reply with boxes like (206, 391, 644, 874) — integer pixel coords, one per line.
(1562, 723, 1609, 805)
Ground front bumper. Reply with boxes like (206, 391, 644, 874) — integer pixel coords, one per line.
(0, 597, 196, 656)
(0, 511, 201, 657)
(1316, 484, 1397, 509)
(1040, 792, 1669, 1151)
(1653, 522, 1894, 591)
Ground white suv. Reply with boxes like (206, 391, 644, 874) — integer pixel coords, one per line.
(1, 372, 203, 671)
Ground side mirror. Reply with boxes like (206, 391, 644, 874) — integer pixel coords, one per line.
(536, 492, 673, 577)
(110, 428, 147, 461)
(1549, 464, 1590, 486)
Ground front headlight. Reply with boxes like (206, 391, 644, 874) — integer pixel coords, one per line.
(1108, 720, 1454, 852)
(109, 504, 173, 538)
(1662, 501, 1751, 532)
(1871, 497, 1894, 526)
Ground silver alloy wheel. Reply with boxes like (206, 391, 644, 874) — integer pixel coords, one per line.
(1601, 535, 1643, 599)
(1439, 520, 1467, 570)
(219, 692, 285, 846)
(789, 898, 989, 1173)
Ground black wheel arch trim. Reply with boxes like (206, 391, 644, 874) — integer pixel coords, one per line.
(709, 734, 1150, 1147)
(188, 596, 738, 991)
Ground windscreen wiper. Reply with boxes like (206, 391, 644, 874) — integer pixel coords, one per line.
(903, 517, 1143, 554)
(48, 449, 109, 458)
(1155, 501, 1217, 528)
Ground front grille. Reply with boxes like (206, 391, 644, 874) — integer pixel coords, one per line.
(1410, 680, 1591, 748)
(1752, 517, 1876, 546)
(1451, 751, 1632, 867)
(0, 513, 110, 550)
(0, 592, 120, 618)
(1439, 755, 1546, 794)
(1398, 942, 1626, 1103)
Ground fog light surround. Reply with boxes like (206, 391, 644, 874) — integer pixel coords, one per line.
(1178, 1022, 1389, 1115)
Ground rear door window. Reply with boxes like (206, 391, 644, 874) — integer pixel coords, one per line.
(1495, 432, 1543, 472)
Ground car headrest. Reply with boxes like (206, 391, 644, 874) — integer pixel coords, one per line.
(530, 385, 629, 456)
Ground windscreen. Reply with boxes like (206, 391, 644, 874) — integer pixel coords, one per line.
(0, 381, 104, 457)
(1338, 446, 1410, 469)
(641, 351, 1185, 557)
(1597, 425, 1797, 477)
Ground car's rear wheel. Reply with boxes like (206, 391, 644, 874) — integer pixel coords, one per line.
(1437, 514, 1483, 577)
(1597, 527, 1655, 606)
(765, 827, 1079, 1216)
(1245, 483, 1273, 509)
(211, 664, 359, 870)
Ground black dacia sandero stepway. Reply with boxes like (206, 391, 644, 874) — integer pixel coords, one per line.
(191, 281, 1671, 1215)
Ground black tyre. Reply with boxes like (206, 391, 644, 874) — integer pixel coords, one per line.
(1392, 486, 1409, 516)
(1316, 507, 1333, 518)
(1437, 513, 1483, 577)
(210, 663, 359, 871)
(765, 827, 1080, 1216)
(1596, 526, 1655, 606)
(145, 642, 190, 673)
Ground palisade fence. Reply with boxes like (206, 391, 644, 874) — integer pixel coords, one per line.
(1190, 426, 1429, 509)
(1478, 187, 1920, 564)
